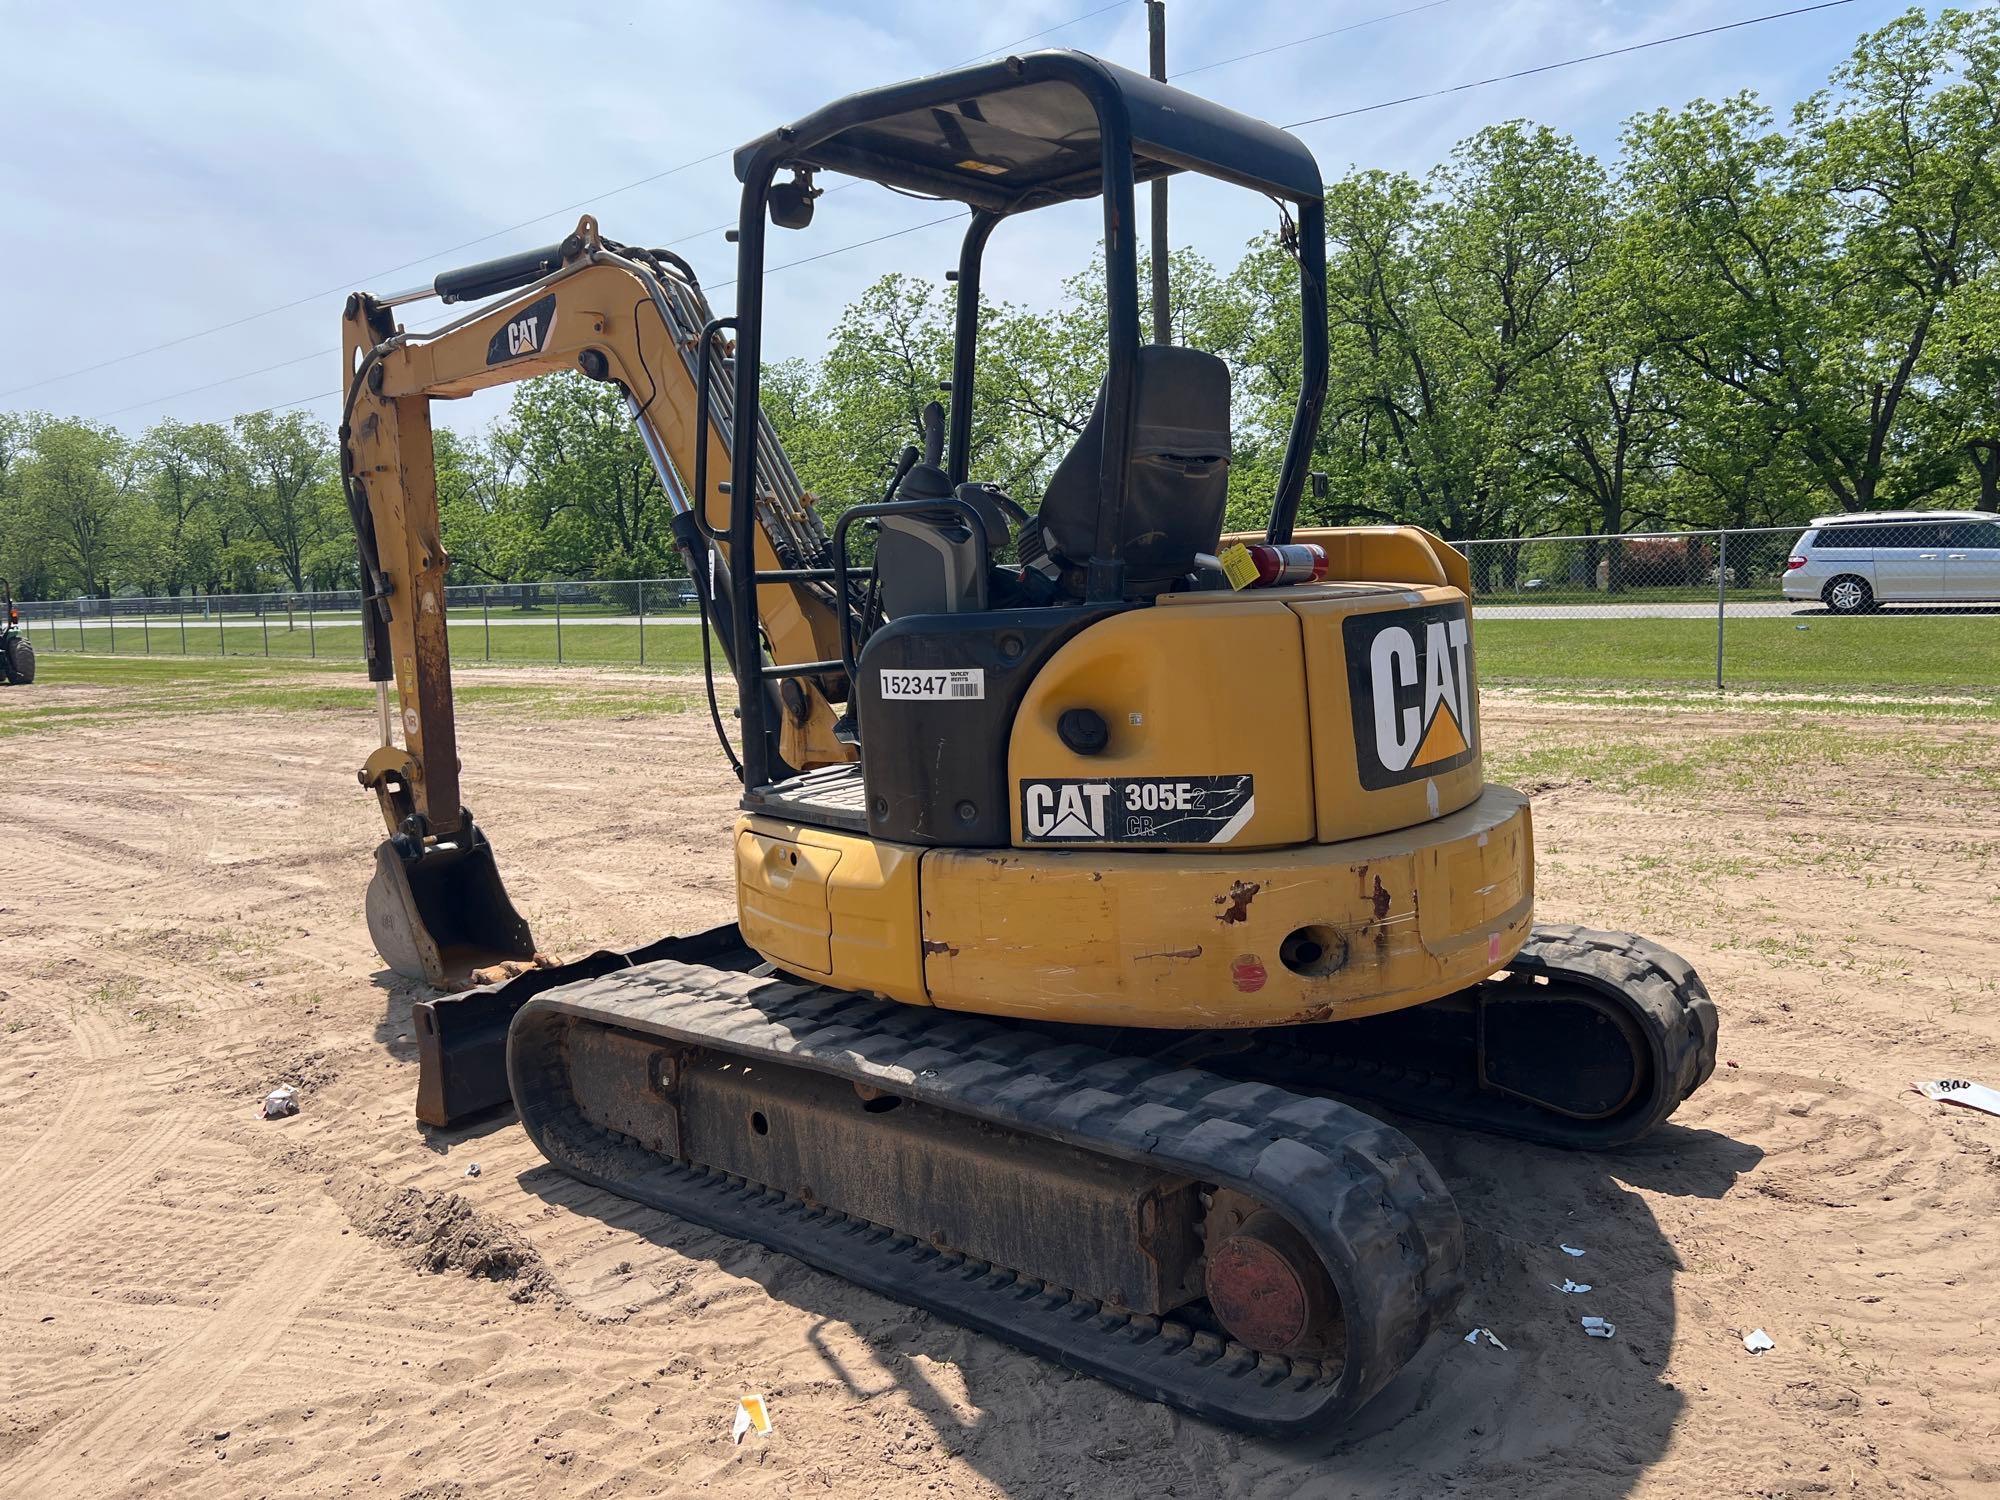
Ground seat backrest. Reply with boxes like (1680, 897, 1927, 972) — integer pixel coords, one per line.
(876, 513, 988, 616)
(1036, 345, 1232, 594)
(872, 464, 1014, 619)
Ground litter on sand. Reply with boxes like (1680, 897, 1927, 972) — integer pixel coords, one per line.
(1914, 1079, 2000, 1120)
(260, 1086, 298, 1120)
(1560, 1244, 1586, 1257)
(731, 1394, 773, 1444)
(463, 1162, 481, 1178)
(1551, 1279, 1593, 1294)
(1463, 1327, 1509, 1350)
(1744, 1328, 1776, 1353)
(1581, 1317, 1616, 1339)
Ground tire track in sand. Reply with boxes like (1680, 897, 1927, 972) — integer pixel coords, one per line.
(0, 1209, 356, 1493)
(0, 1111, 198, 1277)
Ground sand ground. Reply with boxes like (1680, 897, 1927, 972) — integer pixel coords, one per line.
(2, 671, 1997, 1498)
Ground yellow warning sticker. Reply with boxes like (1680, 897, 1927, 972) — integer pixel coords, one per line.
(1218, 542, 1259, 591)
(955, 158, 1008, 175)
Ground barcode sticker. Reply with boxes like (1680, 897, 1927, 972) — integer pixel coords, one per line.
(880, 667, 986, 701)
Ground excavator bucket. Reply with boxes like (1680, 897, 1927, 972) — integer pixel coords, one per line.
(367, 828, 542, 1128)
(365, 831, 536, 987)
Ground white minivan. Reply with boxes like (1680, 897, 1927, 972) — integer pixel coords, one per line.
(1783, 510, 2000, 613)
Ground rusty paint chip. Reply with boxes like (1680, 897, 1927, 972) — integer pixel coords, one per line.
(1214, 880, 1261, 925)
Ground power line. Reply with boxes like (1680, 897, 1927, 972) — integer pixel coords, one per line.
(99, 212, 972, 422)
(947, 0, 1136, 69)
(1, 148, 732, 405)
(713, 211, 967, 291)
(54, 0, 1857, 426)
(91, 346, 336, 421)
(4, 0, 1131, 404)
(1283, 0, 1860, 129)
(1178, 0, 1463, 80)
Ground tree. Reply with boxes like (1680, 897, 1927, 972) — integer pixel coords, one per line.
(510, 373, 671, 578)
(18, 418, 144, 596)
(434, 425, 536, 583)
(1804, 5, 2000, 507)
(1624, 8, 2000, 516)
(139, 418, 236, 594)
(232, 410, 339, 590)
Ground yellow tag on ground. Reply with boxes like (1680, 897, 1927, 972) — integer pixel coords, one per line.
(1218, 542, 1259, 591)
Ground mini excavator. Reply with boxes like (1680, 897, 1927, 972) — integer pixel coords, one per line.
(340, 51, 1717, 1434)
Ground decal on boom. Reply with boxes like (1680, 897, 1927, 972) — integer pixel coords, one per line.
(487, 294, 558, 366)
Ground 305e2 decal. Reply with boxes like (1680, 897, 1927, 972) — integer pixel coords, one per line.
(1019, 775, 1255, 844)
(1343, 602, 1477, 789)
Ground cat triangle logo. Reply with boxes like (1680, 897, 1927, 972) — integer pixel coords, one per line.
(1412, 698, 1470, 766)
(1046, 805, 1102, 838)
(1022, 781, 1111, 840)
(1348, 603, 1479, 788)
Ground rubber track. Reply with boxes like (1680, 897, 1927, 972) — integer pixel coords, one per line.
(510, 961, 1466, 1434)
(1292, 925, 1719, 1149)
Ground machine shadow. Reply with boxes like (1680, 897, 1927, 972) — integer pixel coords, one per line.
(514, 1112, 1759, 1498)
(368, 967, 426, 1064)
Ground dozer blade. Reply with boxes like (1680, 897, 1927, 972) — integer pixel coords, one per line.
(366, 830, 536, 987)
(411, 924, 755, 1128)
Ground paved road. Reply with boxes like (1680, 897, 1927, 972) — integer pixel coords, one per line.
(1480, 599, 1996, 619)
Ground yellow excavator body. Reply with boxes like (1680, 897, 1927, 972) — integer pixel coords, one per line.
(334, 48, 1714, 1436)
(736, 580, 1533, 1027)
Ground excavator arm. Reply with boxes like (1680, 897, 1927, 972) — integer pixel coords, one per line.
(340, 215, 855, 995)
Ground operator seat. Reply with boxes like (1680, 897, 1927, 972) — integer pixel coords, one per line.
(1027, 344, 1232, 598)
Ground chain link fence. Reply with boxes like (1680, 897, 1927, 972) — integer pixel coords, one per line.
(15, 516, 1996, 694)
(14, 578, 702, 668)
(1461, 515, 1998, 694)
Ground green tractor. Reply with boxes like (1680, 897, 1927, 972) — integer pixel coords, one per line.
(2, 583, 34, 685)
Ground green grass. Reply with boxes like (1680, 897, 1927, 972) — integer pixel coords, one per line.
(1485, 715, 2000, 803)
(17, 608, 1993, 706)
(1478, 614, 1999, 695)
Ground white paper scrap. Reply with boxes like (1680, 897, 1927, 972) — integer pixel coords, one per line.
(731, 1394, 772, 1445)
(1463, 1327, 1508, 1350)
(1581, 1317, 1615, 1339)
(1914, 1079, 2000, 1120)
(1560, 1244, 1586, 1257)
(1550, 1279, 1593, 1294)
(1743, 1328, 1775, 1353)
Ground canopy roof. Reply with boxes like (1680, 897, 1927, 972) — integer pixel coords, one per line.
(734, 49, 1323, 213)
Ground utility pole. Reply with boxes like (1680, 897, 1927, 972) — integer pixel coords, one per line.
(1147, 0, 1170, 345)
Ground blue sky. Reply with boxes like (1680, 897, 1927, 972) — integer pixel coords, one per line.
(0, 0, 1902, 438)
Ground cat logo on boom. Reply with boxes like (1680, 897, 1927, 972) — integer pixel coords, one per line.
(486, 293, 557, 366)
(1342, 602, 1478, 790)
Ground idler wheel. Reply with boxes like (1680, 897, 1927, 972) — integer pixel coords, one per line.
(1203, 1207, 1344, 1354)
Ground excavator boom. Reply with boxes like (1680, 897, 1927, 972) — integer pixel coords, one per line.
(340, 217, 855, 1003)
